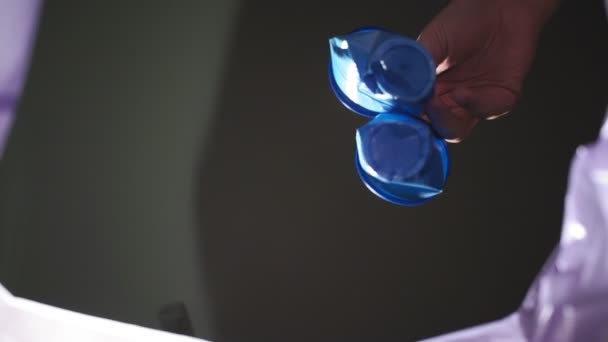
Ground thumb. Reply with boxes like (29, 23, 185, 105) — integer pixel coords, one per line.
(417, 23, 450, 73)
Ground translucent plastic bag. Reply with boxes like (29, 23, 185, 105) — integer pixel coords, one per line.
(0, 0, 40, 157)
(423, 116, 608, 342)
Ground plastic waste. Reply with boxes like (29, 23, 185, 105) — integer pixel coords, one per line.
(328, 28, 449, 205)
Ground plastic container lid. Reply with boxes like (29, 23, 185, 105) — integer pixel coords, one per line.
(329, 27, 450, 206)
(329, 28, 436, 118)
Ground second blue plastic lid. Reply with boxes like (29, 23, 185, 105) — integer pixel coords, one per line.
(355, 113, 450, 206)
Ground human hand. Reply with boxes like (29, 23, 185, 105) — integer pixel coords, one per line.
(418, 0, 558, 142)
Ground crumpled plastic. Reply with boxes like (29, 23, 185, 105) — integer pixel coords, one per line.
(0, 0, 40, 157)
(423, 115, 608, 341)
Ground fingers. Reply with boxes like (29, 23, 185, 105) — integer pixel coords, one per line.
(451, 86, 518, 120)
(426, 90, 479, 143)
(426, 86, 518, 142)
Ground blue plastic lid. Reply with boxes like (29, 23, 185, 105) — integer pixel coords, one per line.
(328, 27, 450, 206)
(355, 113, 450, 206)
(329, 28, 436, 118)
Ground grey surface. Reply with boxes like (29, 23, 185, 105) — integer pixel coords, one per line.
(0, 0, 607, 341)
(0, 0, 239, 337)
